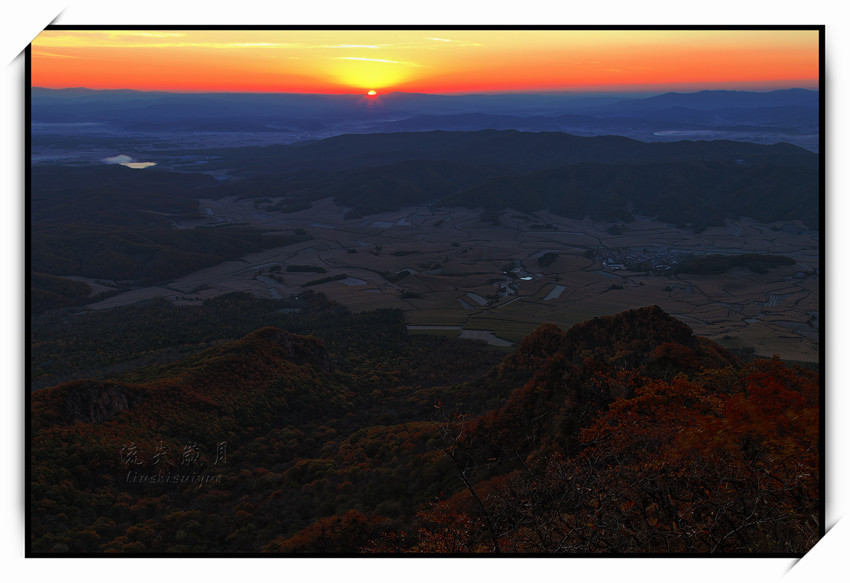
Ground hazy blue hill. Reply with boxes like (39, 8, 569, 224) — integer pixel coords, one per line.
(209, 129, 817, 175)
(30, 88, 499, 125)
(371, 89, 818, 133)
(377, 112, 574, 132)
(31, 86, 818, 126)
(601, 88, 818, 112)
(640, 103, 813, 121)
(31, 87, 819, 150)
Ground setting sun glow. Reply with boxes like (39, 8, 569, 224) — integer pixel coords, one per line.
(30, 29, 819, 94)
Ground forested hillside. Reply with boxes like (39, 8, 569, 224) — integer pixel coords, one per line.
(200, 131, 819, 226)
(29, 300, 819, 555)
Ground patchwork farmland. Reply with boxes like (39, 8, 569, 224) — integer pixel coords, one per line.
(86, 198, 820, 363)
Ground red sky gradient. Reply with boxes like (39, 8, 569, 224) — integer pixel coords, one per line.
(30, 29, 819, 94)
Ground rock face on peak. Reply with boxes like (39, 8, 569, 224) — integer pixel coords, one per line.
(34, 380, 146, 426)
(62, 381, 144, 424)
(32, 380, 144, 429)
(503, 305, 716, 372)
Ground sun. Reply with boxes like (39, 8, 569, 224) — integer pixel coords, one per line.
(367, 89, 377, 97)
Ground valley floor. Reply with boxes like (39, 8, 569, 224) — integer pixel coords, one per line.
(85, 198, 820, 363)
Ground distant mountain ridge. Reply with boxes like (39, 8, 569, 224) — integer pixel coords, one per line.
(31, 86, 818, 116)
(31, 87, 819, 150)
(606, 88, 818, 111)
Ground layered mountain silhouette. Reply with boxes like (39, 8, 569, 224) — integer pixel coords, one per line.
(31, 88, 818, 144)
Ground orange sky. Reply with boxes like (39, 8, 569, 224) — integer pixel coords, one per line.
(30, 29, 820, 94)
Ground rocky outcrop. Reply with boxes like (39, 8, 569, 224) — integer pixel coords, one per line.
(61, 380, 144, 424)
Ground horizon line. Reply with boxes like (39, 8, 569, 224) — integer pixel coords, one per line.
(30, 86, 818, 96)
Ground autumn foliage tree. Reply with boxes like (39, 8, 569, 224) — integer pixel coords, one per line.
(29, 302, 818, 555)
(396, 357, 819, 554)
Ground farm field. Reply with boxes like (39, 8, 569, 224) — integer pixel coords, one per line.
(85, 198, 820, 363)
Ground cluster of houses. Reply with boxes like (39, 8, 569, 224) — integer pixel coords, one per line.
(594, 247, 691, 274)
